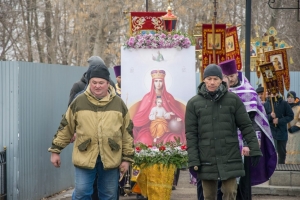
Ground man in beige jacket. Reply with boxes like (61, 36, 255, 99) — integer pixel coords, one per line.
(49, 65, 134, 200)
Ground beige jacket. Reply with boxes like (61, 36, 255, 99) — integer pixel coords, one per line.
(48, 85, 134, 169)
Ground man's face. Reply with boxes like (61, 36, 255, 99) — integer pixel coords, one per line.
(287, 96, 295, 104)
(116, 76, 121, 84)
(204, 76, 222, 92)
(89, 77, 109, 99)
(154, 79, 163, 90)
(258, 92, 263, 101)
(225, 73, 239, 87)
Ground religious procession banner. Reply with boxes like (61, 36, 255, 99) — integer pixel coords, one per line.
(121, 47, 196, 146)
(225, 26, 242, 71)
(259, 62, 279, 95)
(202, 24, 226, 69)
(264, 48, 290, 95)
(130, 12, 167, 36)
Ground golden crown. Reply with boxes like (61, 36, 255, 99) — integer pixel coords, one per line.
(151, 70, 166, 79)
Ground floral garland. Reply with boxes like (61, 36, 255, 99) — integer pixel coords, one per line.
(133, 138, 188, 169)
(124, 31, 193, 50)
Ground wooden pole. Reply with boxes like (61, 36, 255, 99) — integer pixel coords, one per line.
(212, 0, 217, 64)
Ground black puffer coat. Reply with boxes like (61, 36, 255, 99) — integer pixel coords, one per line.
(185, 82, 262, 180)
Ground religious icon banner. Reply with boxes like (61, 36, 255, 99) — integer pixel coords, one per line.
(225, 26, 242, 71)
(130, 12, 167, 36)
(264, 49, 290, 95)
(121, 47, 196, 145)
(259, 62, 279, 95)
(202, 24, 226, 69)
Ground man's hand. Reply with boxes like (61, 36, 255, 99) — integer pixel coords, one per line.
(242, 147, 250, 156)
(273, 118, 278, 125)
(119, 161, 130, 175)
(271, 112, 276, 119)
(51, 153, 61, 168)
(70, 133, 76, 143)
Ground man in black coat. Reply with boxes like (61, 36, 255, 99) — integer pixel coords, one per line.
(186, 64, 262, 200)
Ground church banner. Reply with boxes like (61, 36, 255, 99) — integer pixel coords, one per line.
(202, 24, 226, 69)
(130, 12, 167, 36)
(121, 47, 196, 145)
(264, 48, 290, 95)
(259, 62, 279, 95)
(225, 26, 242, 71)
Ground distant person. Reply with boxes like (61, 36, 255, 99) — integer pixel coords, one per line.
(114, 65, 121, 96)
(286, 91, 300, 164)
(49, 65, 134, 199)
(264, 92, 294, 164)
(256, 84, 265, 104)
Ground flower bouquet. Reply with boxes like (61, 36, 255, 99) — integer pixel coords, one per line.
(124, 31, 193, 50)
(133, 137, 188, 200)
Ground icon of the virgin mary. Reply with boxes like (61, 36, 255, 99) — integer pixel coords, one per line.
(130, 69, 186, 145)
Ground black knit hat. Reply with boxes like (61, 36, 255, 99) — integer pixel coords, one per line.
(287, 91, 296, 99)
(256, 84, 264, 94)
(203, 64, 223, 80)
(87, 65, 110, 82)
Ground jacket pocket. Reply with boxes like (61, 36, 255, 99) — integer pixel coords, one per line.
(78, 138, 91, 151)
(227, 158, 242, 163)
(108, 138, 120, 151)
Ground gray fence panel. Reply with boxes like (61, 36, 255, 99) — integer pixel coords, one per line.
(0, 61, 86, 200)
(18, 62, 86, 200)
(0, 62, 20, 200)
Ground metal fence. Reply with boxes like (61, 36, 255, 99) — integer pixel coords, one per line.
(0, 148, 7, 200)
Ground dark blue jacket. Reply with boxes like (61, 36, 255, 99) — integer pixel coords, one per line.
(264, 97, 294, 140)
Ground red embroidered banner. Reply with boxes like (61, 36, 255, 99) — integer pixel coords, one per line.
(202, 24, 226, 70)
(130, 12, 167, 36)
(225, 26, 242, 71)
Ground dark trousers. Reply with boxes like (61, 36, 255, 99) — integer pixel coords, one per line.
(236, 156, 251, 200)
(274, 139, 287, 164)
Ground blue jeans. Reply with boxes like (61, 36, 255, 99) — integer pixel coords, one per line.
(72, 156, 119, 200)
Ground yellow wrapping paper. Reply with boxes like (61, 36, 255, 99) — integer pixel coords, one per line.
(137, 164, 176, 200)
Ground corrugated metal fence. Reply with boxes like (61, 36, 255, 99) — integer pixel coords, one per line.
(0, 61, 86, 200)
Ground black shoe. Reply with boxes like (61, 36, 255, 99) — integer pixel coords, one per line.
(172, 185, 176, 190)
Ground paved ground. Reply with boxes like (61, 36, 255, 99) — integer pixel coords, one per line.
(46, 170, 299, 200)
